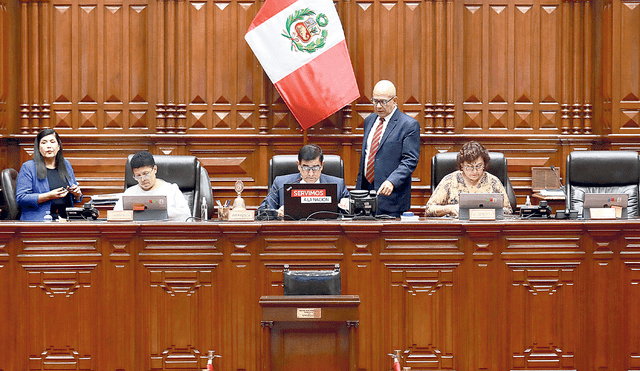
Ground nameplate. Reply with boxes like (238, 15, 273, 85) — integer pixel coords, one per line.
(107, 210, 134, 222)
(297, 308, 321, 319)
(589, 207, 617, 219)
(469, 208, 496, 221)
(228, 209, 255, 221)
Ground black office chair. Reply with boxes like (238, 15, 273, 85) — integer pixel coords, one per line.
(268, 154, 344, 190)
(1, 168, 20, 220)
(431, 151, 517, 211)
(124, 155, 214, 219)
(565, 150, 640, 217)
(283, 264, 341, 295)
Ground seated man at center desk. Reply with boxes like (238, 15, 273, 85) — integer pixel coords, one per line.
(113, 150, 191, 221)
(258, 144, 350, 217)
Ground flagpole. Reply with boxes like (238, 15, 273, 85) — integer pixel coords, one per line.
(303, 129, 308, 145)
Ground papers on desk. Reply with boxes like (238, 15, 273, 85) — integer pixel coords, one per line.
(539, 189, 565, 197)
(400, 212, 420, 222)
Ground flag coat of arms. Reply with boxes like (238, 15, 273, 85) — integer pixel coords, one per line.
(245, 0, 360, 129)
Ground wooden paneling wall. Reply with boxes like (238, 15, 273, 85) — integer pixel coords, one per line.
(1, 0, 640, 206)
(1, 220, 640, 370)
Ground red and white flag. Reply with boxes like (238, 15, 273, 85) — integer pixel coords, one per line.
(206, 358, 214, 371)
(245, 0, 360, 129)
(392, 357, 401, 371)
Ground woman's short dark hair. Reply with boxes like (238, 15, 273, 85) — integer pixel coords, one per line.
(33, 128, 71, 182)
(130, 150, 156, 170)
(456, 141, 491, 170)
(298, 144, 324, 163)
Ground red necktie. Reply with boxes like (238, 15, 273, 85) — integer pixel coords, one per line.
(365, 117, 384, 183)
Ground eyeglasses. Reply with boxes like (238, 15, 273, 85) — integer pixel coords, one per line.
(371, 97, 395, 106)
(300, 165, 322, 173)
(463, 163, 485, 172)
(133, 171, 154, 181)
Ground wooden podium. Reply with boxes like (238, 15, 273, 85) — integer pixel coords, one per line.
(260, 295, 360, 371)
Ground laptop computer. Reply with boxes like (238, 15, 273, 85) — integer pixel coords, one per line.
(283, 183, 339, 220)
(582, 193, 629, 219)
(121, 195, 169, 221)
(458, 193, 504, 220)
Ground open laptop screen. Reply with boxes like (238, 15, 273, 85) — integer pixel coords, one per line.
(583, 193, 629, 219)
(121, 195, 169, 221)
(458, 193, 504, 220)
(283, 183, 339, 220)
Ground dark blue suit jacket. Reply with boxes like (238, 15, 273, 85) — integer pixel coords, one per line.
(16, 159, 82, 221)
(356, 109, 421, 217)
(258, 173, 350, 210)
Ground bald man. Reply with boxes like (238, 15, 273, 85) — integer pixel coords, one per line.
(355, 80, 421, 217)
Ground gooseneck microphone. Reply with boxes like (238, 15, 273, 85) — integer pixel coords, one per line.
(550, 165, 565, 192)
(549, 165, 577, 219)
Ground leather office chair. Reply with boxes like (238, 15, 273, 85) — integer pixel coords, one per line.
(283, 264, 341, 295)
(1, 168, 20, 220)
(268, 154, 344, 190)
(565, 150, 640, 217)
(124, 155, 214, 219)
(431, 151, 517, 211)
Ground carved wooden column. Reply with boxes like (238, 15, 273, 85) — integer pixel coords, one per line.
(21, 0, 51, 134)
(41, 0, 51, 131)
(561, 0, 571, 135)
(156, 0, 167, 133)
(583, 0, 592, 134)
(571, 2, 582, 134)
(20, 0, 29, 133)
(423, 0, 434, 134)
(156, 0, 188, 133)
(444, 0, 454, 133)
(256, 0, 269, 135)
(176, 0, 186, 133)
(341, 0, 353, 135)
(342, 105, 353, 134)
(166, 0, 176, 133)
(434, 0, 445, 133)
(28, 0, 39, 132)
(259, 103, 270, 134)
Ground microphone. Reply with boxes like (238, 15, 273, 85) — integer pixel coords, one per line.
(550, 165, 566, 193)
(549, 165, 577, 219)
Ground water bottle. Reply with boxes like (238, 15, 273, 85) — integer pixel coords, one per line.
(201, 197, 208, 220)
(44, 210, 53, 222)
(525, 195, 532, 207)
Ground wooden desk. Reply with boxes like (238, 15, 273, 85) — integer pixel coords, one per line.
(260, 295, 360, 371)
(0, 219, 638, 370)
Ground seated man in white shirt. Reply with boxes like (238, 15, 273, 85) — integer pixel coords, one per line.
(258, 144, 350, 217)
(113, 151, 192, 221)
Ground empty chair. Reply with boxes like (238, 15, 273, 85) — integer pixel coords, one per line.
(1, 168, 20, 220)
(268, 154, 344, 190)
(565, 150, 640, 217)
(124, 154, 214, 219)
(283, 264, 341, 295)
(431, 151, 517, 211)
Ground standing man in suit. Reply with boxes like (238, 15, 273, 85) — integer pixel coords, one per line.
(356, 80, 421, 217)
(259, 144, 350, 217)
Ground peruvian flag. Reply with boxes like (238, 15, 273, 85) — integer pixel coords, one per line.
(245, 0, 360, 129)
(206, 358, 214, 371)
